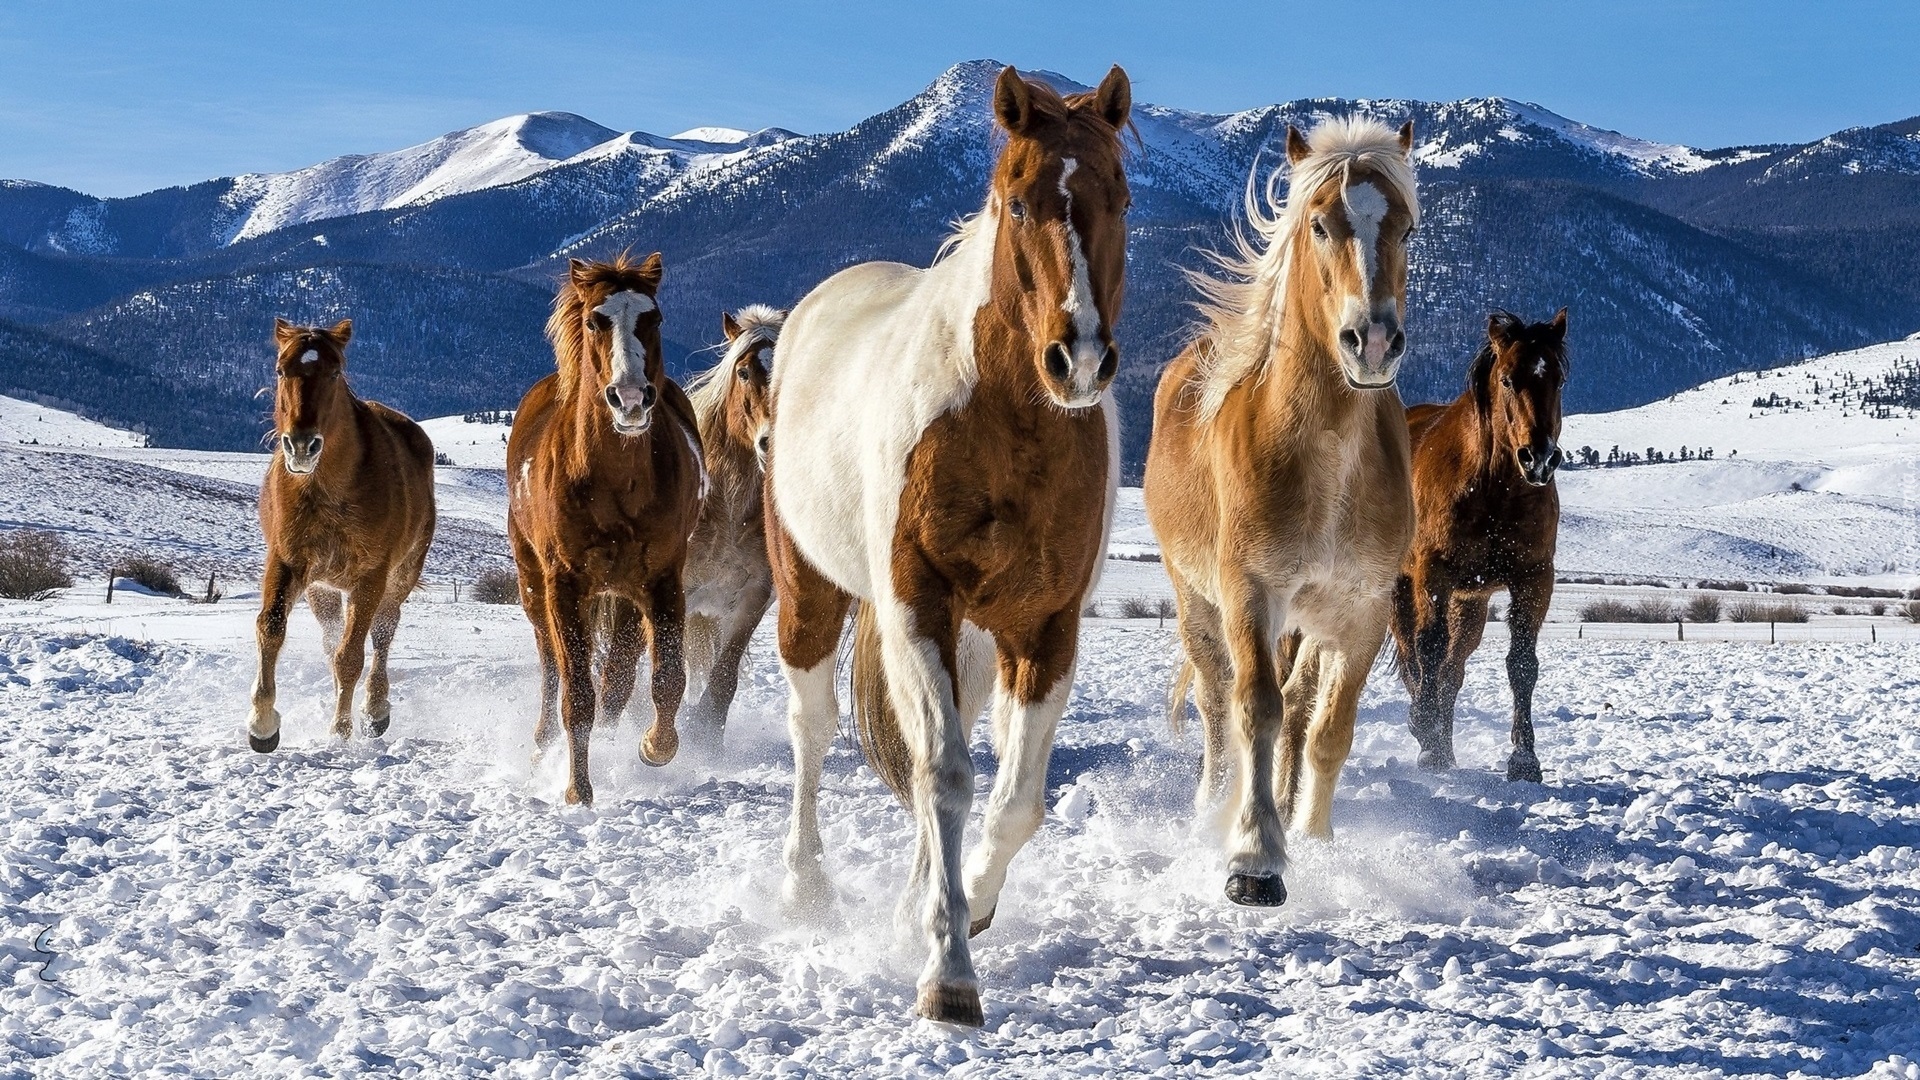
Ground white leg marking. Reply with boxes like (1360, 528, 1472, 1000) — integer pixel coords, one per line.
(781, 656, 839, 916)
(964, 659, 1073, 923)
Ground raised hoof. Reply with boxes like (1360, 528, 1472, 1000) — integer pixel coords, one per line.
(248, 730, 280, 754)
(1506, 751, 1544, 783)
(366, 705, 391, 738)
(915, 983, 984, 1027)
(968, 907, 996, 938)
(1225, 872, 1288, 907)
(1415, 746, 1456, 772)
(638, 725, 678, 768)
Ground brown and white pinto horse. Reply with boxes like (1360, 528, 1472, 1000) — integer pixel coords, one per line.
(1146, 118, 1419, 906)
(766, 66, 1132, 1026)
(507, 254, 704, 805)
(1392, 310, 1568, 782)
(680, 305, 784, 752)
(250, 318, 436, 751)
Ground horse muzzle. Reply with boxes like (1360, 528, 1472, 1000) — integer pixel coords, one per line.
(280, 432, 322, 474)
(1516, 444, 1563, 486)
(1337, 319, 1406, 390)
(1041, 339, 1118, 410)
(604, 382, 656, 437)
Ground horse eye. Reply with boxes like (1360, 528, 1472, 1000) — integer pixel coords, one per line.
(1500, 375, 1513, 388)
(737, 366, 751, 382)
(1008, 198, 1027, 222)
(1310, 218, 1329, 240)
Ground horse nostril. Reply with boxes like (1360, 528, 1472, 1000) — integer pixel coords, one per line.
(641, 384, 657, 408)
(604, 386, 622, 409)
(1339, 328, 1363, 356)
(1044, 342, 1071, 382)
(308, 435, 322, 456)
(1097, 344, 1119, 382)
(1517, 447, 1535, 466)
(757, 434, 770, 455)
(281, 435, 294, 453)
(1388, 331, 1406, 357)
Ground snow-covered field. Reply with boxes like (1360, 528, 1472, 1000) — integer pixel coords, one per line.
(3, 343, 1920, 1076)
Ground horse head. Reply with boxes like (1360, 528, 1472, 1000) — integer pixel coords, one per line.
(554, 253, 666, 437)
(987, 65, 1132, 409)
(1471, 309, 1569, 486)
(719, 305, 784, 466)
(1283, 119, 1419, 390)
(271, 317, 353, 475)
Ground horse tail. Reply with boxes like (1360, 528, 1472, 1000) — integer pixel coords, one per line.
(850, 601, 914, 807)
(1167, 656, 1195, 736)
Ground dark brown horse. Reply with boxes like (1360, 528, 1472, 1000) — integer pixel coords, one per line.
(250, 318, 437, 752)
(1392, 309, 1568, 782)
(507, 254, 704, 805)
(680, 305, 783, 752)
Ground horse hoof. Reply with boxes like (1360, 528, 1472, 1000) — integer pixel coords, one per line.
(367, 714, 391, 738)
(916, 983, 984, 1027)
(1225, 873, 1288, 907)
(1416, 747, 1455, 772)
(1506, 751, 1543, 783)
(565, 784, 594, 806)
(969, 908, 995, 938)
(248, 730, 280, 754)
(639, 727, 678, 768)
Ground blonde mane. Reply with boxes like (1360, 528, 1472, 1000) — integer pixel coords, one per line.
(687, 304, 786, 436)
(1188, 116, 1420, 419)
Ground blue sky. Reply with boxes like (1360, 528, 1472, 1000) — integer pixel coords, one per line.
(3, 0, 1917, 196)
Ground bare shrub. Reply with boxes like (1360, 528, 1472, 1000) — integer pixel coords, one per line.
(1154, 597, 1177, 620)
(471, 567, 520, 605)
(1905, 600, 1920, 624)
(1831, 604, 1850, 616)
(1117, 596, 1156, 619)
(1729, 600, 1809, 623)
(1684, 594, 1722, 623)
(1580, 597, 1677, 623)
(117, 553, 182, 596)
(1695, 579, 1750, 592)
(0, 529, 74, 599)
(1773, 583, 1815, 595)
(1870, 603, 1888, 617)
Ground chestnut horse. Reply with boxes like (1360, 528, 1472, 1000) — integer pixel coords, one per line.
(766, 66, 1132, 1025)
(1392, 310, 1568, 782)
(680, 304, 784, 752)
(507, 254, 703, 805)
(1146, 118, 1419, 906)
(250, 318, 436, 752)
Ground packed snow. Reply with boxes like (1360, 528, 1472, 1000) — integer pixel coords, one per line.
(3, 340, 1919, 1075)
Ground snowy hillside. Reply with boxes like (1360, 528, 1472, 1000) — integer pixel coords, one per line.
(0, 394, 146, 448)
(420, 412, 513, 469)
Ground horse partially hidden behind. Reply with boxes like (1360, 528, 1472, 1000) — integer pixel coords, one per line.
(680, 305, 784, 751)
(1392, 310, 1568, 782)
(507, 253, 704, 805)
(250, 317, 436, 752)
(1146, 118, 1420, 906)
(766, 65, 1133, 1025)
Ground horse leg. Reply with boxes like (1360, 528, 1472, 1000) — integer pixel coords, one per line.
(773, 553, 851, 920)
(308, 585, 344, 658)
(963, 607, 1078, 938)
(1408, 580, 1456, 769)
(687, 578, 772, 755)
(543, 576, 598, 804)
(1438, 593, 1490, 770)
(249, 558, 305, 753)
(328, 580, 383, 740)
(638, 573, 687, 767)
(679, 610, 720, 748)
(595, 596, 644, 729)
(521, 564, 562, 756)
(1170, 572, 1233, 812)
(1390, 574, 1419, 698)
(1272, 632, 1313, 824)
(1295, 610, 1389, 838)
(1504, 573, 1553, 782)
(361, 589, 406, 737)
(1219, 578, 1289, 906)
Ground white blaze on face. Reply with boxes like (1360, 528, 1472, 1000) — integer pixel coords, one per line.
(1534, 358, 1548, 378)
(1057, 158, 1104, 385)
(594, 291, 656, 390)
(1343, 180, 1390, 308)
(300, 349, 318, 366)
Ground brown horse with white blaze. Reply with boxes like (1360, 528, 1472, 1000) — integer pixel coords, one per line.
(766, 66, 1132, 1025)
(507, 253, 704, 805)
(1393, 310, 1568, 782)
(250, 318, 437, 751)
(680, 304, 784, 752)
(1146, 118, 1419, 906)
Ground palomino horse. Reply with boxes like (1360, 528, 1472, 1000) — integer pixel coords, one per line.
(766, 65, 1132, 1025)
(250, 318, 436, 752)
(1146, 118, 1419, 906)
(507, 254, 704, 805)
(680, 305, 785, 751)
(1392, 310, 1568, 782)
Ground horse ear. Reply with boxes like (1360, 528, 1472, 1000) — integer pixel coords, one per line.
(328, 318, 353, 345)
(638, 252, 664, 289)
(568, 258, 592, 289)
(722, 311, 742, 342)
(1550, 307, 1568, 340)
(1285, 125, 1311, 165)
(1487, 311, 1516, 347)
(273, 317, 298, 345)
(1398, 120, 1415, 160)
(1091, 65, 1131, 129)
(993, 66, 1037, 135)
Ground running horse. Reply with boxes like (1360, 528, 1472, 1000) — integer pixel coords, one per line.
(507, 253, 704, 805)
(766, 66, 1132, 1025)
(1146, 118, 1419, 906)
(680, 305, 785, 752)
(1392, 310, 1568, 781)
(250, 317, 437, 751)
